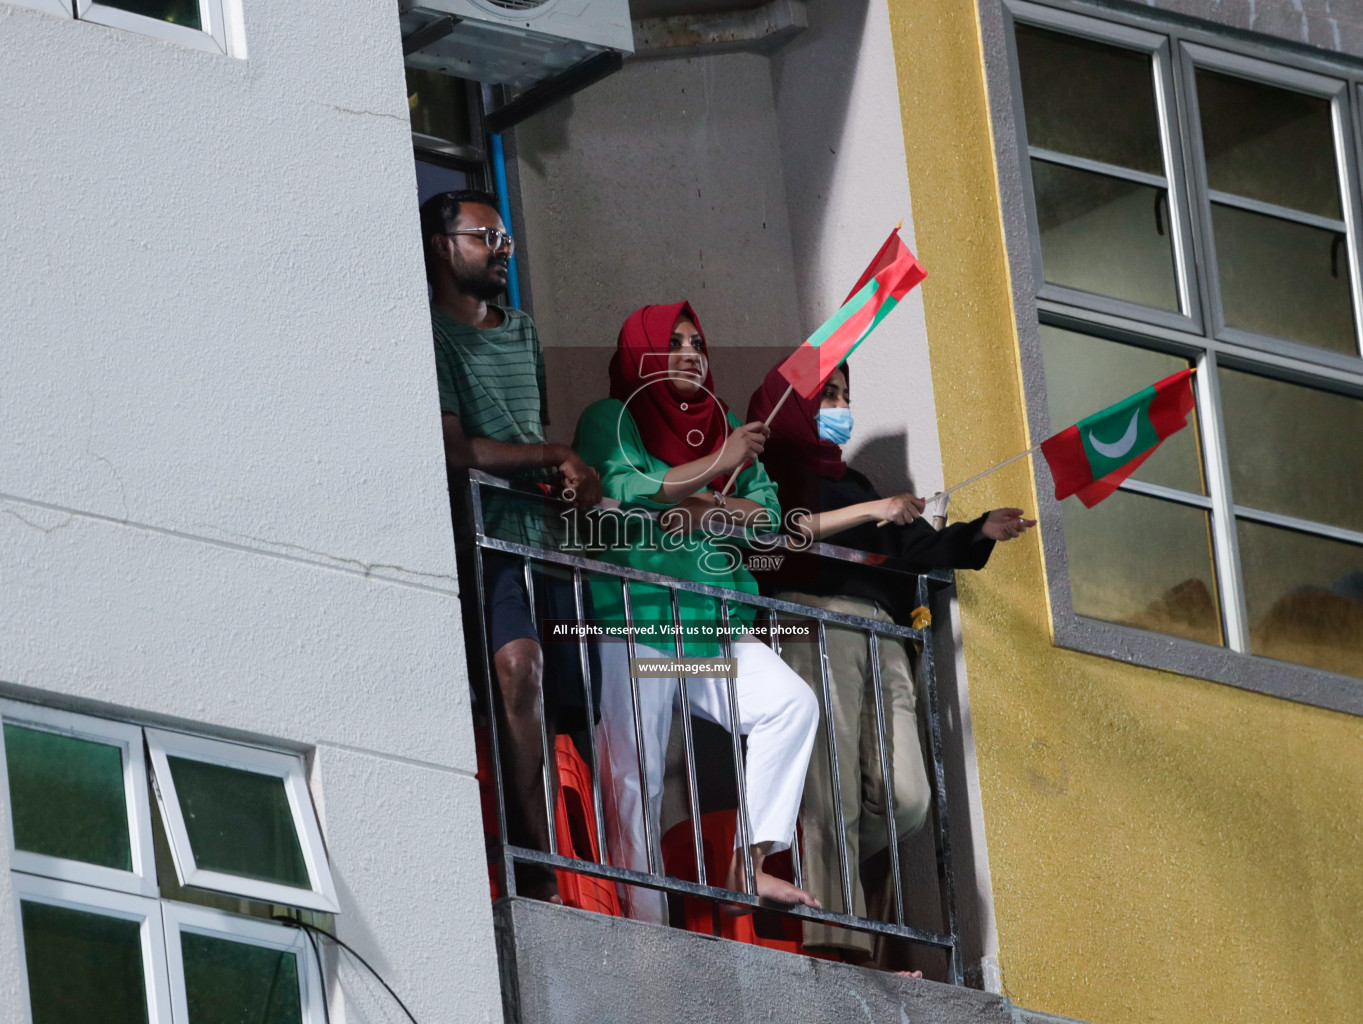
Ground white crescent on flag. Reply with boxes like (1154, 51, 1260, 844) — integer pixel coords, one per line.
(1088, 410, 1140, 459)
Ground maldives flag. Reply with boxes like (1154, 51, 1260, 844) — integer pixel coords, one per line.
(776, 228, 927, 399)
(1040, 369, 1196, 507)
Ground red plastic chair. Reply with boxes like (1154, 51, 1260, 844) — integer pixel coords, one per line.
(659, 811, 809, 954)
(551, 734, 621, 915)
(476, 726, 621, 917)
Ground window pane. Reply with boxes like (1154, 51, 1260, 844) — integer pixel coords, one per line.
(4, 724, 132, 871)
(1032, 161, 1179, 311)
(97, 0, 201, 30)
(407, 68, 473, 149)
(181, 932, 303, 1024)
(1196, 70, 1341, 220)
(1039, 326, 1204, 494)
(168, 756, 310, 889)
(21, 901, 148, 1024)
(1211, 203, 1355, 354)
(1219, 368, 1363, 533)
(1064, 490, 1222, 645)
(1239, 519, 1363, 677)
(1014, 25, 1163, 174)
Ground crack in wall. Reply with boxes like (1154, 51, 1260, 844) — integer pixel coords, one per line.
(323, 102, 407, 123)
(0, 491, 461, 596)
(2, 507, 74, 534)
(204, 525, 460, 586)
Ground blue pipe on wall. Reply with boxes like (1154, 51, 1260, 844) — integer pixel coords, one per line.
(489, 132, 523, 309)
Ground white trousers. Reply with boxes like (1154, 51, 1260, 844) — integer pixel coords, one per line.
(596, 636, 820, 923)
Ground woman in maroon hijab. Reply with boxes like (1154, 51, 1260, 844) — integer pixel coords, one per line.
(748, 362, 1034, 962)
(573, 302, 820, 920)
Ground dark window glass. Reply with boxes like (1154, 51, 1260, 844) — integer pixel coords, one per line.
(1063, 489, 1223, 646)
(1238, 520, 1363, 677)
(4, 724, 132, 871)
(181, 932, 303, 1024)
(1016, 25, 1163, 173)
(1211, 204, 1355, 354)
(407, 69, 473, 148)
(169, 756, 310, 889)
(99, 0, 201, 30)
(1219, 368, 1363, 532)
(1197, 70, 1341, 219)
(21, 901, 148, 1024)
(1032, 161, 1179, 311)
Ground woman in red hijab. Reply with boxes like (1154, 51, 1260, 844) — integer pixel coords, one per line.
(748, 361, 1034, 962)
(573, 302, 820, 920)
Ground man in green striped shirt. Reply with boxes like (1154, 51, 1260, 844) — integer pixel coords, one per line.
(423, 190, 601, 904)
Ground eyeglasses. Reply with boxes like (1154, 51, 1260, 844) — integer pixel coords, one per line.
(445, 228, 515, 255)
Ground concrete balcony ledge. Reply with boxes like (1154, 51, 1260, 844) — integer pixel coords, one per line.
(494, 898, 1090, 1024)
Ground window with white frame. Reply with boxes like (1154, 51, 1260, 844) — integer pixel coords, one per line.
(1005, 1, 1363, 682)
(0, 701, 331, 1024)
(146, 730, 339, 914)
(13, 0, 231, 56)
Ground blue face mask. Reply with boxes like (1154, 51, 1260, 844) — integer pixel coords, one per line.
(816, 407, 853, 445)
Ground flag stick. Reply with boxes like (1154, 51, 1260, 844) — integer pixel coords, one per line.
(717, 381, 794, 498)
(873, 367, 1197, 524)
(940, 443, 1042, 498)
(876, 444, 1042, 526)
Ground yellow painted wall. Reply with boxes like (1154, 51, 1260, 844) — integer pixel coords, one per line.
(884, 3, 1363, 1021)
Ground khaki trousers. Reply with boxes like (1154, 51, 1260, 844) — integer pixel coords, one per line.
(775, 592, 932, 955)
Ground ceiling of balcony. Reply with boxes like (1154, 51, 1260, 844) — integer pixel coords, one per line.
(629, 0, 772, 18)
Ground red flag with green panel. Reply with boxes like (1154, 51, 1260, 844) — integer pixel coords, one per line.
(776, 227, 927, 399)
(1040, 369, 1196, 508)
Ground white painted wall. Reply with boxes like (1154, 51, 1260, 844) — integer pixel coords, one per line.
(0, 3, 499, 1022)
(771, 0, 944, 496)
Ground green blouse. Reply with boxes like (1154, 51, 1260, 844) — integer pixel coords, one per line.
(572, 399, 782, 657)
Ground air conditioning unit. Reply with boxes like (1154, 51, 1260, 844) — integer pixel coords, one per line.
(402, 0, 634, 89)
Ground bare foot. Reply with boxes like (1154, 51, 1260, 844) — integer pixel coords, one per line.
(895, 970, 923, 979)
(753, 869, 821, 909)
(722, 855, 821, 910)
(517, 865, 563, 905)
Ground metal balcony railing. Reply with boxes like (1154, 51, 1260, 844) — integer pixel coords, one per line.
(462, 469, 964, 983)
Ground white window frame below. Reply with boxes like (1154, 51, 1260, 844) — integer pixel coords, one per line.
(145, 729, 340, 914)
(74, 0, 228, 55)
(0, 700, 158, 898)
(161, 902, 326, 1024)
(11, 872, 173, 1024)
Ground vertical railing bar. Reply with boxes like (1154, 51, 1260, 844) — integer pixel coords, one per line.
(467, 477, 513, 901)
(620, 579, 658, 875)
(522, 557, 558, 857)
(470, 527, 509, 857)
(721, 601, 755, 895)
(868, 631, 905, 926)
(767, 607, 804, 891)
(674, 589, 706, 888)
(816, 619, 854, 916)
(917, 574, 962, 986)
(572, 568, 607, 863)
